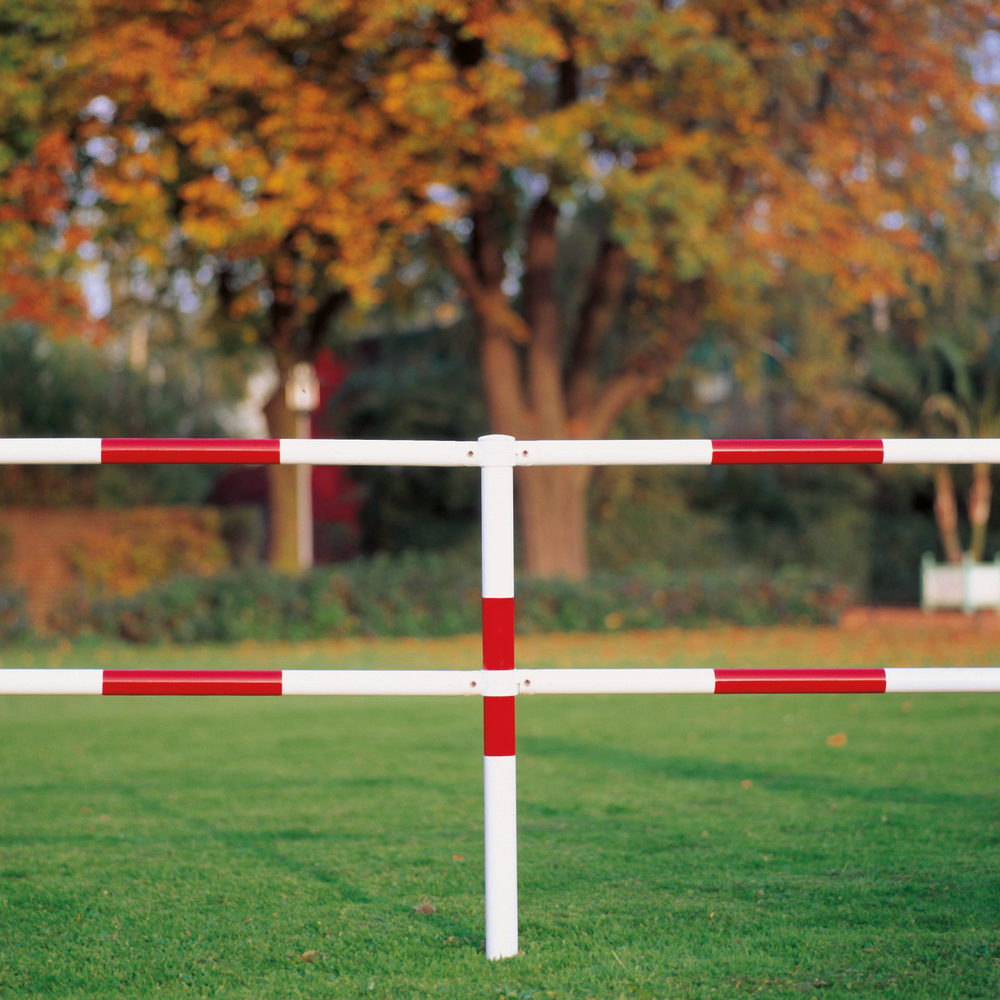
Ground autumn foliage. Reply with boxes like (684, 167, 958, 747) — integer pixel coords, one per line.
(0, 4, 93, 336)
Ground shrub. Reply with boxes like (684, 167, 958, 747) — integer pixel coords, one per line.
(52, 553, 854, 644)
(63, 507, 230, 599)
(0, 588, 30, 643)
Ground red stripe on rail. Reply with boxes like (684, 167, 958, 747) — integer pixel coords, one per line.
(714, 668, 886, 694)
(711, 440, 884, 465)
(102, 439, 280, 464)
(102, 670, 283, 695)
(483, 696, 516, 756)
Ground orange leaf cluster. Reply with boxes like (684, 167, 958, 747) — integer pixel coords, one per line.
(63, 507, 229, 599)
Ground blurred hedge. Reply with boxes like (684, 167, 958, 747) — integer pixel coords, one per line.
(41, 553, 853, 644)
(0, 588, 30, 643)
(63, 507, 230, 599)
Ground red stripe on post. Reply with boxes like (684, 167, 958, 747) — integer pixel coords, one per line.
(482, 598, 515, 755)
(711, 440, 884, 465)
(102, 439, 280, 464)
(483, 696, 516, 756)
(482, 597, 514, 671)
(102, 670, 283, 695)
(714, 668, 886, 694)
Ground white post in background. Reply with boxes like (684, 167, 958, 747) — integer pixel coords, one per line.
(294, 413, 313, 570)
(479, 434, 518, 960)
(286, 362, 321, 571)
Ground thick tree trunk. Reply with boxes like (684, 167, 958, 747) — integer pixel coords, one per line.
(933, 464, 963, 564)
(968, 462, 992, 561)
(434, 197, 702, 580)
(263, 382, 309, 574)
(516, 465, 592, 580)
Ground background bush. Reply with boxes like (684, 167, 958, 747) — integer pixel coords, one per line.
(44, 553, 853, 644)
(0, 589, 30, 643)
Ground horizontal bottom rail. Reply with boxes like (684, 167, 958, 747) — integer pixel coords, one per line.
(1, 667, 999, 696)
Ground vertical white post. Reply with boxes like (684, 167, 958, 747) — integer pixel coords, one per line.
(479, 434, 518, 960)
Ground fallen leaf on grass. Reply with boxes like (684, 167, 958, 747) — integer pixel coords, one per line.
(741, 779, 753, 789)
(451, 854, 464, 861)
(299, 950, 319, 963)
(413, 902, 436, 914)
(825, 732, 847, 747)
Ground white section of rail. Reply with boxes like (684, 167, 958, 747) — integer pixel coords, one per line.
(881, 439, 1000, 464)
(0, 439, 102, 464)
(281, 670, 481, 696)
(0, 670, 104, 694)
(279, 438, 481, 466)
(883, 667, 1000, 692)
(517, 668, 717, 695)
(515, 438, 713, 466)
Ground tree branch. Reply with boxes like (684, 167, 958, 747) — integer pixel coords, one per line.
(306, 288, 349, 356)
(469, 195, 505, 289)
(583, 278, 705, 438)
(524, 195, 565, 433)
(584, 371, 657, 440)
(430, 222, 532, 435)
(266, 247, 299, 368)
(565, 239, 632, 418)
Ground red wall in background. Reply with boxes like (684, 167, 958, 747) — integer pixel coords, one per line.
(310, 349, 362, 561)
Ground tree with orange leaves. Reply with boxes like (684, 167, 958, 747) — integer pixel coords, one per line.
(0, 2, 94, 338)
(67, 2, 426, 571)
(376, 1, 1000, 577)
(62, 0, 1000, 578)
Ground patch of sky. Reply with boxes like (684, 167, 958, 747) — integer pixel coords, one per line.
(513, 168, 549, 199)
(973, 95, 996, 125)
(82, 95, 116, 124)
(81, 262, 111, 318)
(953, 142, 970, 181)
(172, 271, 201, 314)
(589, 150, 616, 178)
(970, 30, 1000, 85)
(84, 137, 117, 166)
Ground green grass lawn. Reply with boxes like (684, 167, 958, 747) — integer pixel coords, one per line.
(0, 632, 998, 998)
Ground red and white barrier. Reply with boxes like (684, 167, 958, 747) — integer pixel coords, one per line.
(5, 666, 1000, 697)
(5, 433, 1000, 960)
(3, 436, 1000, 467)
(478, 436, 518, 959)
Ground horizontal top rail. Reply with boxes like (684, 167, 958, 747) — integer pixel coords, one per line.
(0, 437, 998, 466)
